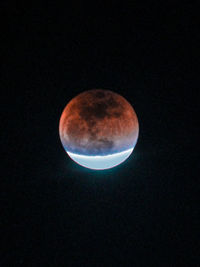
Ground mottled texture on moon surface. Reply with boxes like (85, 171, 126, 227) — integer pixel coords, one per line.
(59, 89, 139, 156)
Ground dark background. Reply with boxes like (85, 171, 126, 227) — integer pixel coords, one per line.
(1, 2, 199, 266)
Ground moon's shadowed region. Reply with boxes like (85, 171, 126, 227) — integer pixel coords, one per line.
(59, 89, 139, 169)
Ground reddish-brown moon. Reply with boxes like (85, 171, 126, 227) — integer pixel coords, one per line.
(59, 89, 139, 157)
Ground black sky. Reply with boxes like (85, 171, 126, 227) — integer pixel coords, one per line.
(1, 2, 199, 266)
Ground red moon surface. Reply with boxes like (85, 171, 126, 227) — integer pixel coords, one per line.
(59, 89, 139, 156)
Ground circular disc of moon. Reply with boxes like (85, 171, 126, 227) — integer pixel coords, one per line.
(59, 89, 139, 170)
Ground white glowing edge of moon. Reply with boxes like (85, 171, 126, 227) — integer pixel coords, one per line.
(66, 147, 134, 170)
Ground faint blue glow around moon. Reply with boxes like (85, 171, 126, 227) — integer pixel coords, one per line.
(67, 148, 134, 170)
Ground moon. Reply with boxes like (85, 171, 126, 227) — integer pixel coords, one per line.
(59, 89, 139, 170)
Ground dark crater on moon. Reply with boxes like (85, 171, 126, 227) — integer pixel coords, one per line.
(79, 93, 122, 122)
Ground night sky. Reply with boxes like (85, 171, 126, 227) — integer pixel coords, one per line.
(1, 2, 199, 266)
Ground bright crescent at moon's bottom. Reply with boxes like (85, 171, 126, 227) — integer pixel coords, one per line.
(67, 147, 134, 170)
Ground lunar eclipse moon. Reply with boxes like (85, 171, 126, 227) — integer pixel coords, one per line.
(59, 89, 139, 170)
